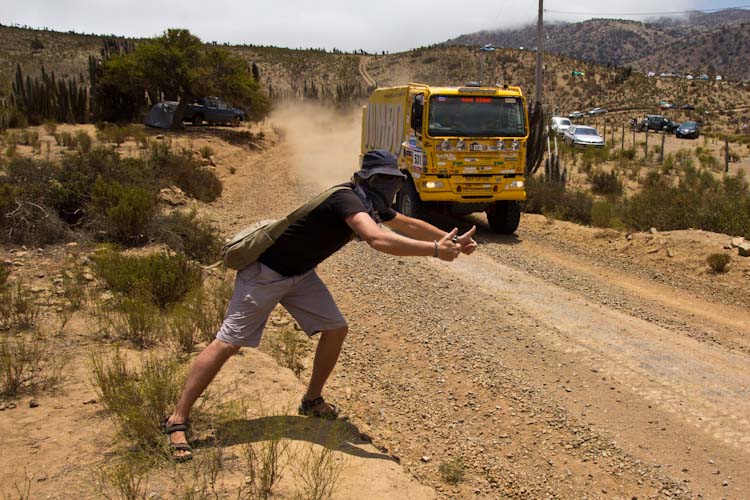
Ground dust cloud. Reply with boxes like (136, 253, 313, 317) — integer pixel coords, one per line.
(270, 102, 363, 190)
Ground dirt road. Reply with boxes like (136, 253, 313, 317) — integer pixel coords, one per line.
(214, 124, 749, 499)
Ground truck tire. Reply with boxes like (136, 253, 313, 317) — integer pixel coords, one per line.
(231, 116, 242, 127)
(396, 178, 428, 220)
(192, 114, 203, 126)
(486, 201, 521, 234)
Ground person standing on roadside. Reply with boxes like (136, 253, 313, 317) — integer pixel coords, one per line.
(163, 149, 478, 460)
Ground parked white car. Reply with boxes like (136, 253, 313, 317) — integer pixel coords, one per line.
(563, 125, 604, 148)
(550, 116, 572, 136)
(568, 111, 584, 119)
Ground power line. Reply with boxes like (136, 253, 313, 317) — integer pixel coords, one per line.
(544, 5, 750, 17)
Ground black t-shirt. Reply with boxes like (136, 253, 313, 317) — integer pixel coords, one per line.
(257, 183, 397, 276)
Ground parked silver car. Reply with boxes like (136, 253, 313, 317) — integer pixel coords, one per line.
(550, 116, 572, 136)
(563, 125, 604, 147)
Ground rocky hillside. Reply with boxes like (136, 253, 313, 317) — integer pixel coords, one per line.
(446, 9, 750, 81)
(2, 24, 750, 128)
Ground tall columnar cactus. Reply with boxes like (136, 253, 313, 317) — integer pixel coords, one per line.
(10, 64, 89, 124)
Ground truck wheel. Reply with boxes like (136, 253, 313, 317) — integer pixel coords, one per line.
(192, 114, 203, 126)
(486, 201, 521, 234)
(396, 178, 428, 220)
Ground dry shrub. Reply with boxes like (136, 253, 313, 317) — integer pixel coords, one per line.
(289, 443, 344, 500)
(99, 456, 150, 500)
(168, 282, 231, 350)
(239, 432, 289, 500)
(0, 331, 65, 398)
(706, 253, 731, 273)
(438, 456, 465, 484)
(0, 200, 69, 246)
(90, 348, 186, 452)
(267, 326, 311, 378)
(0, 282, 41, 330)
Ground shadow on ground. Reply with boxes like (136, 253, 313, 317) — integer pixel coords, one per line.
(194, 416, 396, 462)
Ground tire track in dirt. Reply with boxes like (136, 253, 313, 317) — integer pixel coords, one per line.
(446, 252, 750, 454)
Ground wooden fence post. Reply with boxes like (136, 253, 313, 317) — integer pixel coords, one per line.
(725, 138, 730, 173)
(660, 132, 666, 163)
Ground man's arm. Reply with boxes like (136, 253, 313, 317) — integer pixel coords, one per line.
(385, 212, 478, 255)
(345, 212, 460, 261)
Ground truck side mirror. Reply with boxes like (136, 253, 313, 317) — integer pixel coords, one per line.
(411, 95, 423, 131)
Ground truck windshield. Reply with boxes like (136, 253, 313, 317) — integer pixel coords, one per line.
(428, 95, 526, 137)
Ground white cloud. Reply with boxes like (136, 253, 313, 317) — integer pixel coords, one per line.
(0, 0, 725, 52)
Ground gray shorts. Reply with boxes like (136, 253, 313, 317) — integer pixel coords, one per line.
(216, 262, 347, 348)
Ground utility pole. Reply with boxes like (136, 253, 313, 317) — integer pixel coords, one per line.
(535, 0, 543, 105)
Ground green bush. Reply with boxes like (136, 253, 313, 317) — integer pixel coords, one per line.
(90, 348, 186, 452)
(90, 179, 157, 244)
(525, 178, 594, 225)
(589, 169, 623, 197)
(75, 130, 92, 154)
(626, 165, 750, 236)
(154, 210, 222, 264)
(92, 249, 202, 309)
(591, 200, 624, 229)
(706, 253, 731, 273)
(148, 142, 222, 202)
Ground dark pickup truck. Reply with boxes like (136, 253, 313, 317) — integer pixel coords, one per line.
(640, 115, 677, 133)
(183, 97, 245, 126)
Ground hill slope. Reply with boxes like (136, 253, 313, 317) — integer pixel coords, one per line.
(446, 9, 750, 81)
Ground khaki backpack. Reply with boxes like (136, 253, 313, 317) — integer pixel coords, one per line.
(222, 186, 351, 270)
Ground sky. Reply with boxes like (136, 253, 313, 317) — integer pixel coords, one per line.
(1, 0, 748, 53)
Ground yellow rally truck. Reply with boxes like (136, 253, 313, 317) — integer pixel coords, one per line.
(361, 83, 529, 234)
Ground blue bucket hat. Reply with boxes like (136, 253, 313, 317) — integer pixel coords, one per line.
(354, 150, 406, 180)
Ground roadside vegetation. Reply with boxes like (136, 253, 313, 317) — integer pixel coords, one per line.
(527, 141, 750, 239)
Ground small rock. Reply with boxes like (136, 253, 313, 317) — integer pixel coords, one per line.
(420, 456, 431, 463)
(147, 493, 163, 500)
(83, 398, 97, 405)
(723, 480, 728, 487)
(737, 242, 750, 257)
(7, 403, 16, 409)
(626, 233, 633, 241)
(730, 237, 745, 248)
(36, 472, 48, 482)
(667, 248, 675, 258)
(65, 242, 78, 247)
(29, 399, 39, 408)
(647, 247, 659, 254)
(649, 227, 658, 234)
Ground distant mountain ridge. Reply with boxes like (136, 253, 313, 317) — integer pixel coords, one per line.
(445, 9, 750, 80)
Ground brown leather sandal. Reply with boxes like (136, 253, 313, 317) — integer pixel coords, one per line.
(298, 396, 339, 419)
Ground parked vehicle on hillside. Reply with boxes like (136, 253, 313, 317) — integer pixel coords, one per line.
(183, 97, 245, 126)
(550, 116, 572, 136)
(675, 121, 701, 139)
(640, 115, 677, 133)
(681, 103, 696, 110)
(588, 107, 607, 115)
(568, 111, 584, 119)
(563, 125, 604, 148)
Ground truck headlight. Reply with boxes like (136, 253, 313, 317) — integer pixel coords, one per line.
(424, 181, 444, 189)
(508, 181, 524, 189)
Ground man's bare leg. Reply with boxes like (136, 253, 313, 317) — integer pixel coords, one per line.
(167, 339, 241, 456)
(303, 326, 348, 413)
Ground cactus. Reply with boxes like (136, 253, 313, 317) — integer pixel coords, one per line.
(10, 64, 89, 124)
